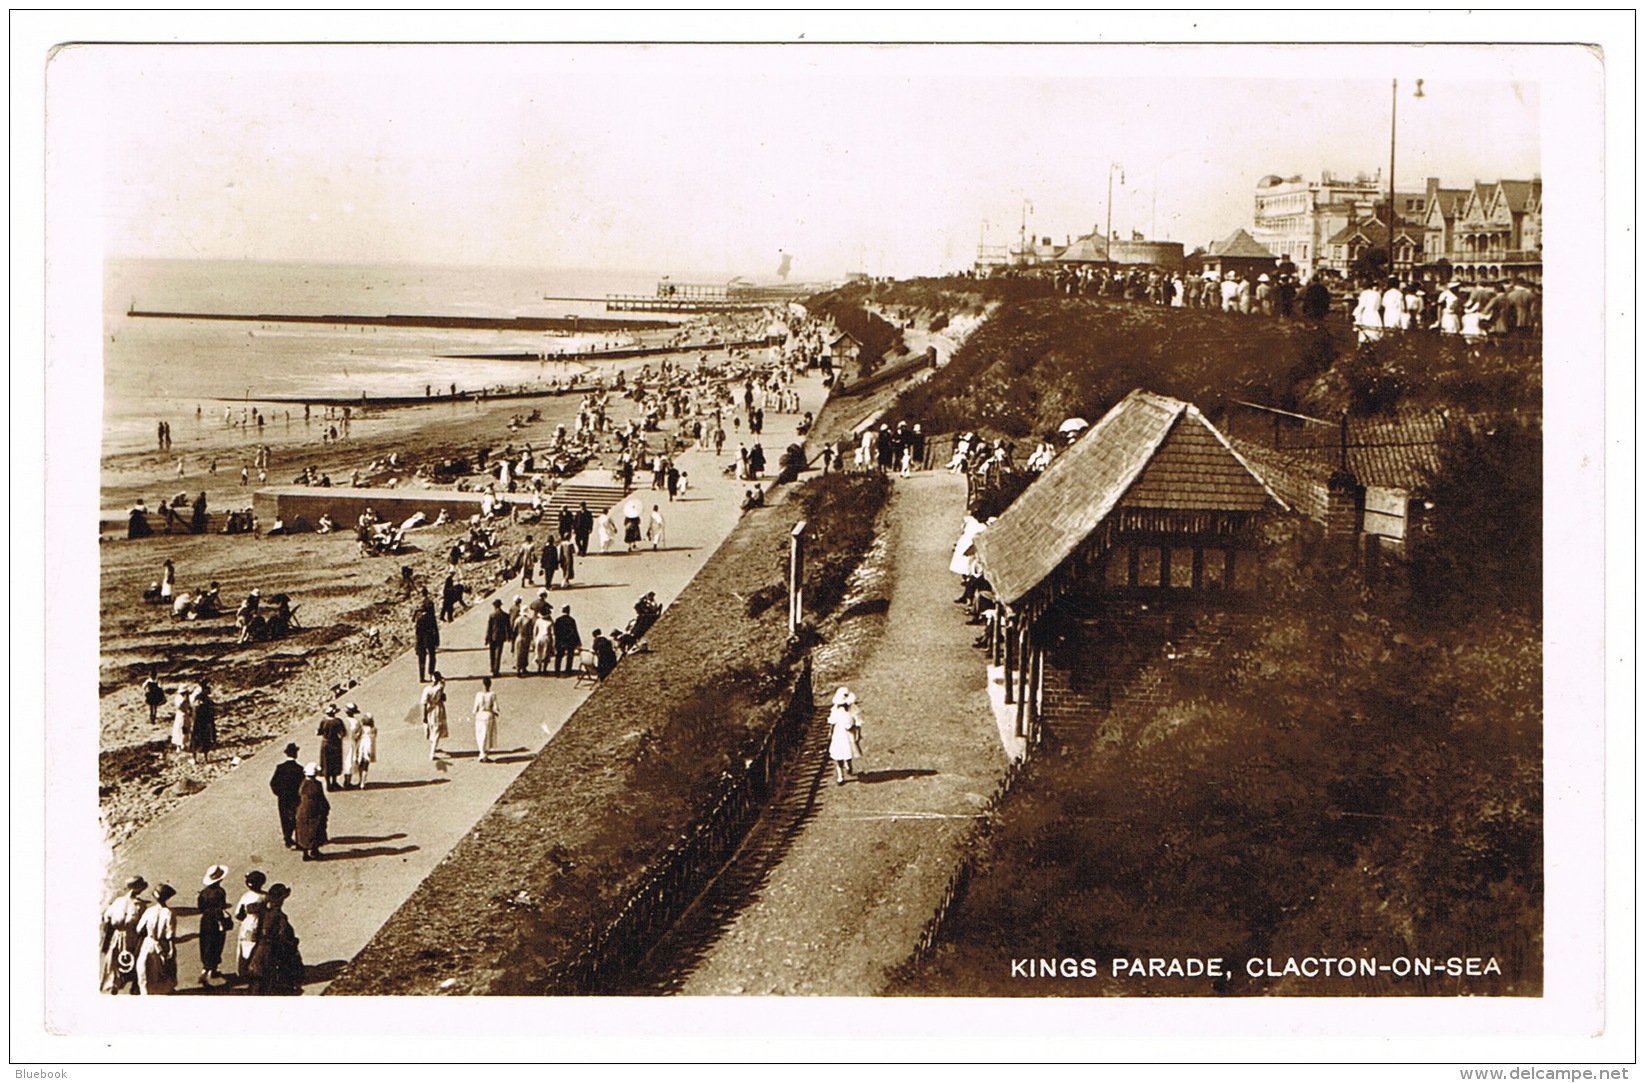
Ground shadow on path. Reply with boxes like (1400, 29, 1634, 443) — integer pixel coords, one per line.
(318, 844, 419, 861)
(852, 768, 938, 784)
(355, 778, 450, 791)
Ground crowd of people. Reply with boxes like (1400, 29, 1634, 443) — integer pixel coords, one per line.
(100, 868, 303, 996)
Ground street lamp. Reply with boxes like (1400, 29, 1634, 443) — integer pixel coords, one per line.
(1105, 162, 1124, 272)
(1388, 78, 1425, 280)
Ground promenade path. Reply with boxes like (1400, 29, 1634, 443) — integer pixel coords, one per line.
(102, 369, 832, 996)
(652, 471, 1010, 995)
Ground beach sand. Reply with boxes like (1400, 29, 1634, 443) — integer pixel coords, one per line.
(98, 337, 774, 847)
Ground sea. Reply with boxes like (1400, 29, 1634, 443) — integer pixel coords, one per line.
(97, 259, 677, 457)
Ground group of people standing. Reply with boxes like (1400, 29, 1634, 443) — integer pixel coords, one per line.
(1354, 275, 1541, 343)
(100, 867, 302, 995)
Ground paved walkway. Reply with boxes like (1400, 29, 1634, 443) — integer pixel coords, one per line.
(102, 369, 833, 996)
(668, 471, 1010, 995)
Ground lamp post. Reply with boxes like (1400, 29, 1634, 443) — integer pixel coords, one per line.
(1388, 78, 1425, 281)
(1105, 162, 1124, 272)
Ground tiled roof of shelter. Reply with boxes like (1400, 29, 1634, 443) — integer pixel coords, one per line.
(974, 390, 1283, 607)
(1226, 408, 1451, 493)
(1208, 228, 1277, 260)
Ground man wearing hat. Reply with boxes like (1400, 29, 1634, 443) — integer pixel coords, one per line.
(484, 598, 512, 677)
(269, 742, 304, 848)
(317, 703, 347, 791)
(234, 871, 268, 984)
(196, 865, 232, 985)
(553, 604, 582, 676)
(100, 876, 149, 993)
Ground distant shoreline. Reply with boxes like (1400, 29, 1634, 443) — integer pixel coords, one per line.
(127, 308, 674, 334)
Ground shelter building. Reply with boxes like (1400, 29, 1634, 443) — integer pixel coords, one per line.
(971, 390, 1287, 744)
(1191, 229, 1278, 281)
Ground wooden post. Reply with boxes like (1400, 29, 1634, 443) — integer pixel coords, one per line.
(788, 520, 806, 634)
(1015, 625, 1032, 736)
(1002, 614, 1015, 705)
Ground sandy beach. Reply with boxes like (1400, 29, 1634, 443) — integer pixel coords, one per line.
(98, 331, 787, 847)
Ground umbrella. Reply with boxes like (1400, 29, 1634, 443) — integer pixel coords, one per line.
(1059, 417, 1090, 434)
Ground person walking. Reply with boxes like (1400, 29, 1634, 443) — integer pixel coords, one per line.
(421, 672, 448, 760)
(340, 703, 365, 789)
(622, 500, 643, 552)
(540, 534, 560, 589)
(100, 876, 149, 994)
(170, 683, 195, 761)
(269, 743, 304, 848)
(196, 865, 231, 986)
(355, 710, 377, 788)
(234, 871, 267, 985)
(827, 686, 864, 786)
(295, 764, 330, 860)
(141, 667, 166, 726)
(473, 677, 500, 762)
(189, 679, 217, 765)
(246, 883, 303, 996)
(160, 558, 175, 605)
(532, 608, 555, 675)
(134, 883, 178, 995)
(413, 598, 440, 682)
(573, 501, 594, 556)
(317, 704, 346, 791)
(484, 599, 512, 677)
(558, 533, 576, 585)
(514, 599, 536, 677)
(553, 605, 582, 676)
(517, 534, 536, 586)
(648, 504, 666, 550)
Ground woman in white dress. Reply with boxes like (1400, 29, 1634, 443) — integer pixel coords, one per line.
(1353, 283, 1384, 343)
(1437, 281, 1463, 335)
(135, 883, 178, 995)
(420, 673, 448, 760)
(472, 677, 499, 762)
(170, 684, 195, 758)
(648, 505, 666, 550)
(532, 612, 555, 675)
(339, 704, 363, 788)
(827, 687, 864, 786)
(355, 712, 377, 788)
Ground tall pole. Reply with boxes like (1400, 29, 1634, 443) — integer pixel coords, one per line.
(1105, 163, 1120, 272)
(1388, 78, 1398, 282)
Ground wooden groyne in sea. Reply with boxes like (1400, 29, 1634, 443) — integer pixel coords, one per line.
(127, 309, 675, 334)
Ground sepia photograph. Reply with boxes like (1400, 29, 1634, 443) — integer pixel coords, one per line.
(17, 10, 1630, 1070)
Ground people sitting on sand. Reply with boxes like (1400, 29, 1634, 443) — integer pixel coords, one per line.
(315, 513, 337, 534)
(128, 500, 153, 539)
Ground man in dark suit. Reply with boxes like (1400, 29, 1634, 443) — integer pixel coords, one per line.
(553, 606, 582, 676)
(573, 502, 594, 556)
(540, 535, 560, 590)
(484, 599, 512, 677)
(268, 743, 304, 849)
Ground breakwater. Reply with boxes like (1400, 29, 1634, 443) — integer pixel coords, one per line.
(127, 308, 674, 334)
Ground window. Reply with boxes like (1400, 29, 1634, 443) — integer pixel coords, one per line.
(1170, 547, 1196, 588)
(1104, 549, 1130, 588)
(1137, 546, 1162, 587)
(1202, 549, 1227, 590)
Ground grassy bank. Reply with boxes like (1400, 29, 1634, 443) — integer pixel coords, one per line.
(328, 470, 890, 995)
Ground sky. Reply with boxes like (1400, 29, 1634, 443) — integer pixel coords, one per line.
(55, 41, 1555, 281)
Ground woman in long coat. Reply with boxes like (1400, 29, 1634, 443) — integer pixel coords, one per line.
(317, 705, 346, 790)
(246, 883, 303, 995)
(294, 764, 330, 860)
(135, 883, 178, 995)
(827, 687, 864, 786)
(195, 865, 231, 985)
(513, 600, 535, 676)
(189, 680, 217, 765)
